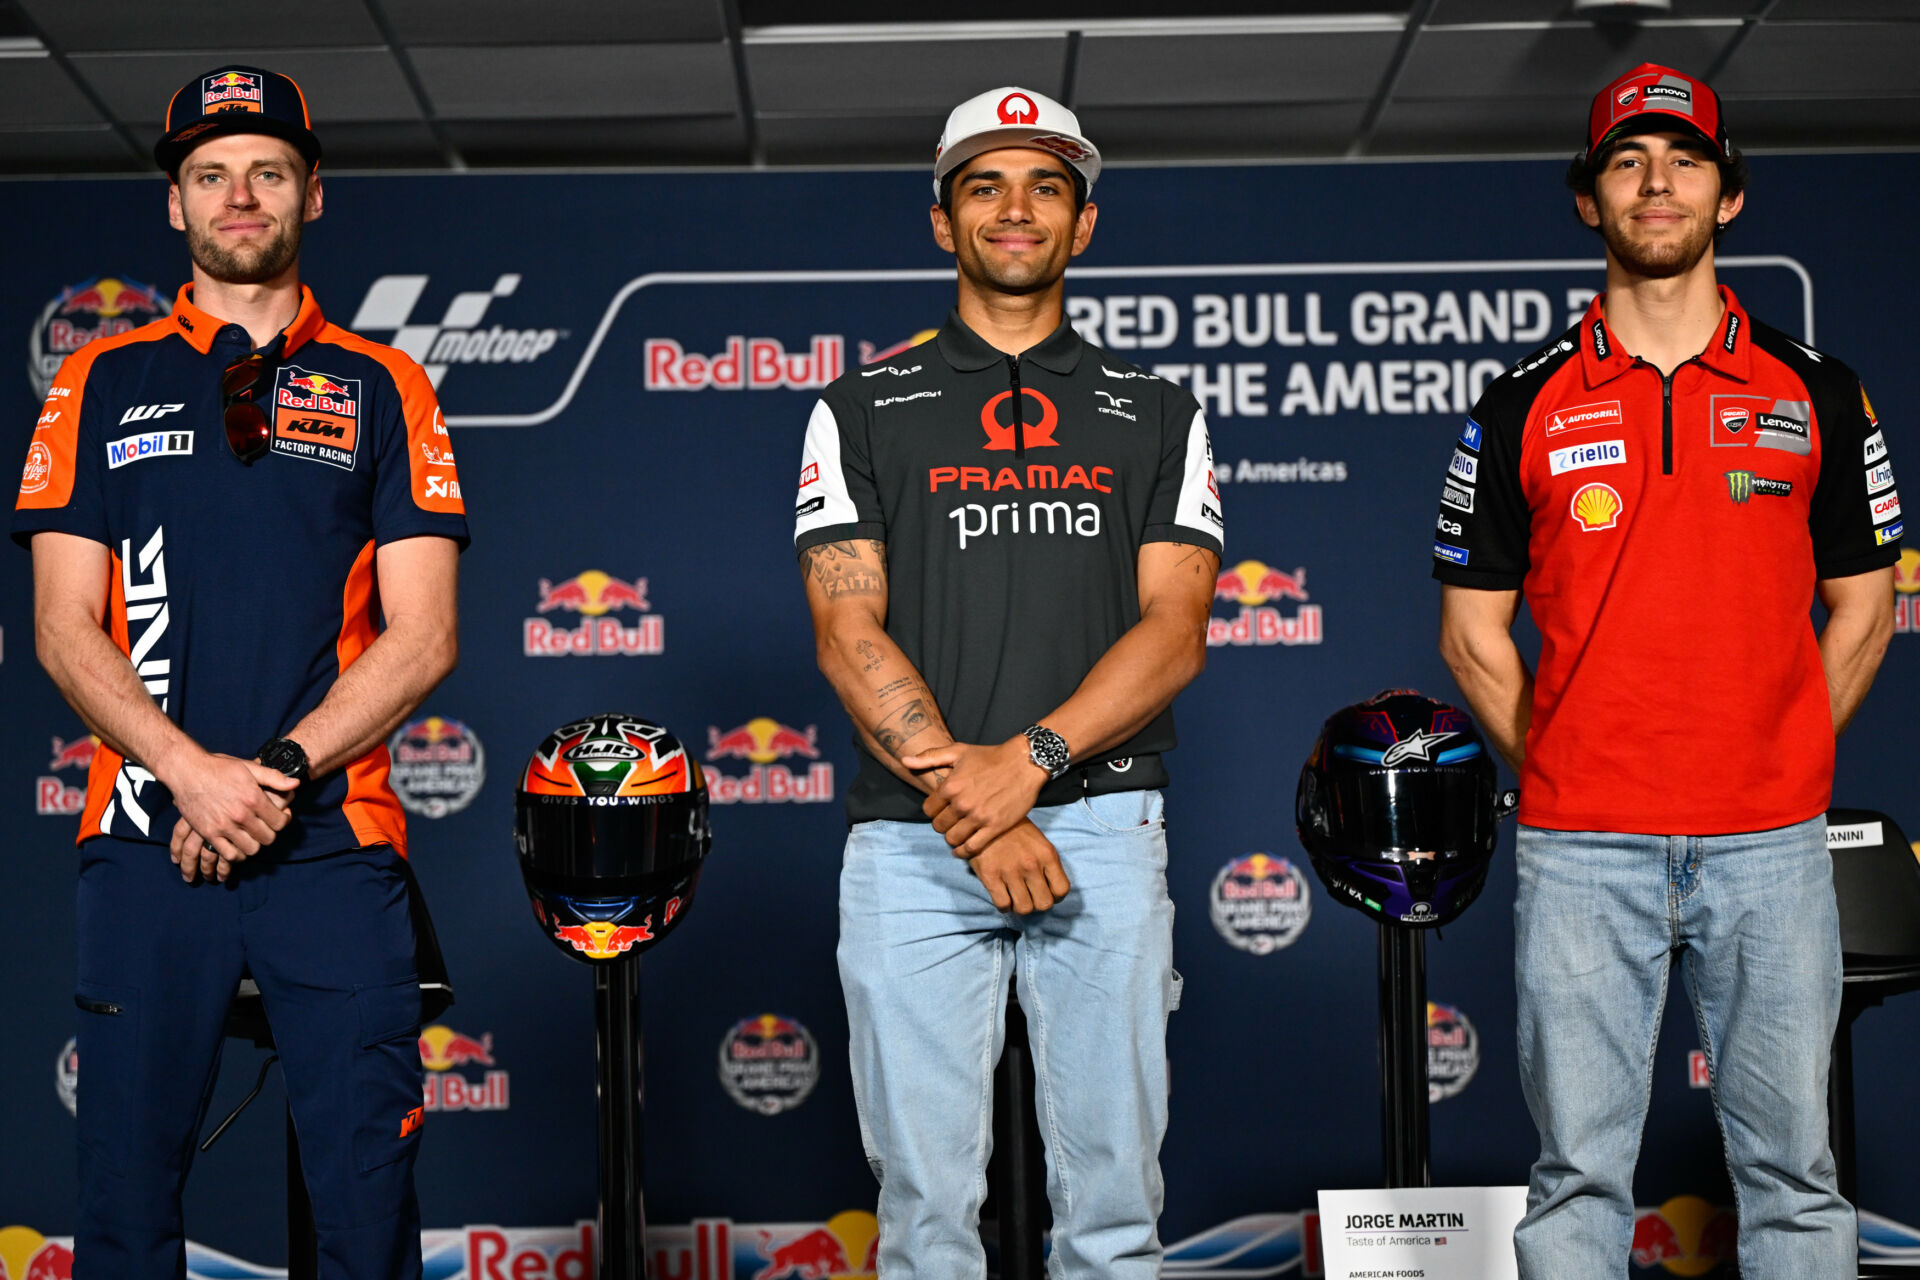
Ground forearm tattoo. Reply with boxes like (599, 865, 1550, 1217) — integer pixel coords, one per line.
(875, 697, 933, 758)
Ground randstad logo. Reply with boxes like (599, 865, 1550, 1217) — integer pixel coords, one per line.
(349, 274, 563, 390)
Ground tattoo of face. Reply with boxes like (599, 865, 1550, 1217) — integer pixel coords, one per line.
(875, 698, 932, 757)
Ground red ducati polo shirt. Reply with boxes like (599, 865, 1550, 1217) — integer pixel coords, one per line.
(1432, 288, 1901, 835)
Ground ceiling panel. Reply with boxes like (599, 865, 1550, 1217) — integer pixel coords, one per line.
(20, 0, 381, 52)
(1080, 100, 1369, 158)
(1076, 30, 1400, 106)
(440, 114, 747, 166)
(1768, 0, 1920, 17)
(1370, 95, 1585, 156)
(1395, 22, 1738, 99)
(1715, 21, 1920, 98)
(758, 112, 949, 166)
(1721, 95, 1920, 148)
(69, 49, 422, 129)
(744, 0, 1407, 19)
(413, 43, 738, 119)
(0, 124, 137, 172)
(317, 120, 446, 169)
(747, 37, 1066, 113)
(382, 0, 728, 46)
(0, 52, 107, 125)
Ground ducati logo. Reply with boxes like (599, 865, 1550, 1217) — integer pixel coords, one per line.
(980, 388, 1060, 451)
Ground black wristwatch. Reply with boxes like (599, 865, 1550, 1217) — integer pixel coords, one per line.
(256, 737, 310, 784)
(1023, 725, 1071, 780)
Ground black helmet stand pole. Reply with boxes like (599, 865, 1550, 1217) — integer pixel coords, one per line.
(595, 954, 647, 1279)
(1377, 925, 1431, 1189)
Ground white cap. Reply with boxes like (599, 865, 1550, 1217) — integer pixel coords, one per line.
(933, 86, 1100, 200)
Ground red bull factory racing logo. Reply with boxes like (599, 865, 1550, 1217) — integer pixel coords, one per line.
(705, 718, 833, 804)
(523, 570, 663, 657)
(720, 1014, 821, 1117)
(29, 277, 170, 398)
(1210, 558, 1323, 647)
(388, 715, 486, 819)
(36, 732, 96, 816)
(418, 1024, 509, 1113)
(1209, 853, 1312, 954)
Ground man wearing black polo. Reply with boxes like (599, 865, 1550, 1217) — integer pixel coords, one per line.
(794, 86, 1221, 1277)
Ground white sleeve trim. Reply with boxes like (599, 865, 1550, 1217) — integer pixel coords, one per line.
(1169, 409, 1224, 544)
(793, 398, 863, 544)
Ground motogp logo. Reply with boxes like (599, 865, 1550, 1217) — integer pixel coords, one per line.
(998, 92, 1038, 125)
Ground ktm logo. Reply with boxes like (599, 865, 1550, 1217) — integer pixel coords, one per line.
(282, 417, 346, 439)
(399, 1106, 424, 1138)
(981, 388, 1059, 451)
(998, 92, 1038, 124)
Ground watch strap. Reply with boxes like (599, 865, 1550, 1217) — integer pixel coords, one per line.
(1023, 724, 1071, 780)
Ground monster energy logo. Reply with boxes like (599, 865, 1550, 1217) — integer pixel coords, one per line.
(1725, 470, 1793, 503)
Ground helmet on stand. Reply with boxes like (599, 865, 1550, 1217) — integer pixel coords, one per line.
(1296, 689, 1512, 928)
(514, 713, 711, 961)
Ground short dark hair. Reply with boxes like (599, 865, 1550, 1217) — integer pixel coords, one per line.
(938, 166, 1088, 218)
(1565, 140, 1749, 241)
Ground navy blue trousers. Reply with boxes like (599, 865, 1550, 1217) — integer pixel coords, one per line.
(74, 835, 423, 1280)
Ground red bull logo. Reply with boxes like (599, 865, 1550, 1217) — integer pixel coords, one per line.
(753, 1211, 878, 1280)
(48, 734, 97, 772)
(0, 1227, 72, 1280)
(35, 731, 92, 816)
(525, 571, 664, 658)
(1894, 548, 1919, 635)
(645, 336, 844, 391)
(418, 1024, 509, 1112)
(1210, 559, 1322, 647)
(32, 278, 171, 397)
(275, 368, 359, 416)
(1425, 1001, 1479, 1102)
(201, 71, 262, 111)
(553, 916, 655, 959)
(1631, 1197, 1736, 1274)
(705, 718, 833, 805)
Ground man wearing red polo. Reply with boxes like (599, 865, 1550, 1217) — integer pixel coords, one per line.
(1434, 64, 1897, 1277)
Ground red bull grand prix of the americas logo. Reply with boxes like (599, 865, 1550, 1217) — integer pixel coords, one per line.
(30, 277, 170, 398)
(0, 1227, 72, 1280)
(705, 718, 833, 804)
(1210, 558, 1323, 647)
(524, 570, 664, 657)
(36, 732, 96, 816)
(417, 1023, 509, 1113)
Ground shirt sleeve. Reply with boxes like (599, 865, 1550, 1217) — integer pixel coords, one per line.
(1142, 400, 1224, 555)
(1431, 401, 1530, 590)
(370, 354, 470, 549)
(794, 394, 886, 552)
(13, 343, 109, 548)
(1809, 376, 1900, 579)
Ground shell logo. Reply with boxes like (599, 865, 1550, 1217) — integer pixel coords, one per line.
(1894, 548, 1919, 595)
(0, 1227, 73, 1280)
(1570, 482, 1622, 531)
(997, 92, 1038, 125)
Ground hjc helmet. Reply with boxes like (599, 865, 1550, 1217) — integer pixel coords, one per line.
(1296, 690, 1514, 928)
(514, 713, 711, 962)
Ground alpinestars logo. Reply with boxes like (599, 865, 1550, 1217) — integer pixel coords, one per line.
(1380, 728, 1456, 767)
(349, 274, 564, 390)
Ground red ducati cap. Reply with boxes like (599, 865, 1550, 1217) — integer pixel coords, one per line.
(1584, 62, 1730, 166)
(154, 65, 322, 177)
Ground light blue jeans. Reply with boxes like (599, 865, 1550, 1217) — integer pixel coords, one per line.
(838, 789, 1179, 1279)
(1512, 816, 1856, 1279)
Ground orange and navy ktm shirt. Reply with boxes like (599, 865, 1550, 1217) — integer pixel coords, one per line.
(13, 284, 469, 857)
(1432, 288, 1901, 836)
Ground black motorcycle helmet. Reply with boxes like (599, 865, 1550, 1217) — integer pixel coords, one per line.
(1296, 689, 1513, 928)
(514, 713, 711, 961)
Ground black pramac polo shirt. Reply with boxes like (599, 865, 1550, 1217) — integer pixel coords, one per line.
(794, 309, 1223, 824)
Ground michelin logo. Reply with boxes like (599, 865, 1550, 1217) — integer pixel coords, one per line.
(1433, 542, 1469, 566)
(106, 431, 193, 469)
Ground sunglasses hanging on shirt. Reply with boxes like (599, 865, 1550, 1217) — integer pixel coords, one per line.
(221, 352, 273, 463)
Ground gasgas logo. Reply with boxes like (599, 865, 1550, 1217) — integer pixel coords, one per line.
(1210, 559, 1323, 647)
(29, 276, 170, 398)
(0, 1226, 73, 1280)
(523, 570, 664, 657)
(35, 732, 96, 816)
(705, 718, 834, 805)
(418, 1023, 509, 1113)
(1893, 548, 1919, 636)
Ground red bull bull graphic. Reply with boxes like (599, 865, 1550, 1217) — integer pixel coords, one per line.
(1209, 853, 1312, 954)
(720, 1014, 821, 1116)
(552, 916, 657, 959)
(389, 715, 486, 818)
(418, 1024, 510, 1113)
(1630, 1197, 1737, 1274)
(35, 731, 95, 816)
(30, 277, 170, 397)
(753, 1211, 876, 1280)
(1892, 547, 1918, 635)
(0, 1226, 73, 1280)
(1209, 558, 1323, 647)
(645, 335, 843, 392)
(1425, 1001, 1479, 1102)
(705, 718, 833, 804)
(523, 571, 664, 657)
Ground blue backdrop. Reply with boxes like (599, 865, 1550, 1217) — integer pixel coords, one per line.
(3, 154, 1916, 1279)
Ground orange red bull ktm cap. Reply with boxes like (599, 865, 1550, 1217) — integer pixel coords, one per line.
(934, 86, 1100, 200)
(154, 65, 322, 177)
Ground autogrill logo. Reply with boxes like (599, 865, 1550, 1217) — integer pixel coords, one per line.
(349, 274, 563, 390)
